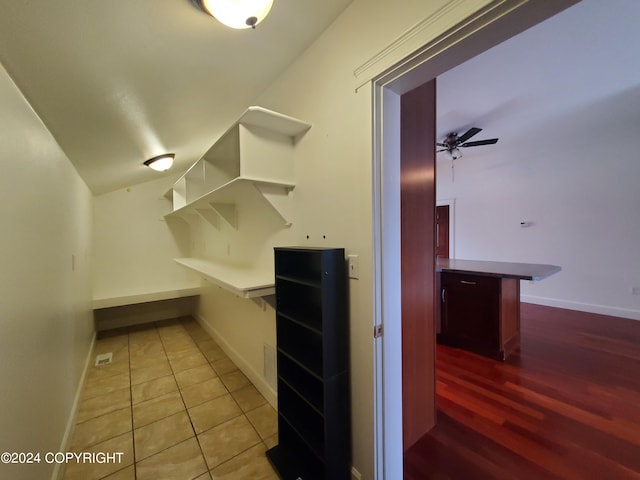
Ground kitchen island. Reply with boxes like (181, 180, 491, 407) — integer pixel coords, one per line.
(436, 258, 560, 360)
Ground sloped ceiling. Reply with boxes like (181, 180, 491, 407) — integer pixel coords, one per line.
(0, 0, 352, 194)
(2, 0, 636, 197)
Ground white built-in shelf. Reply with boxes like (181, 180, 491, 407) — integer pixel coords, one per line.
(163, 107, 308, 301)
(238, 106, 311, 137)
(165, 177, 295, 227)
(174, 257, 275, 299)
(164, 106, 310, 226)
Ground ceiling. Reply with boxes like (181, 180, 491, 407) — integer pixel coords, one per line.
(435, 0, 639, 167)
(0, 0, 352, 194)
(1, 0, 636, 196)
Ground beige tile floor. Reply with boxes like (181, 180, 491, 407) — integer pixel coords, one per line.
(62, 317, 279, 480)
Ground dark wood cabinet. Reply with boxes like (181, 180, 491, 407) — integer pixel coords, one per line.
(438, 272, 520, 360)
(266, 247, 350, 480)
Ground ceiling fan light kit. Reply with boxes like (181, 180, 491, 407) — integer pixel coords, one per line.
(193, 0, 274, 29)
(448, 148, 462, 160)
(144, 153, 175, 172)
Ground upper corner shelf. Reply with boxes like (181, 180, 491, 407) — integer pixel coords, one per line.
(165, 107, 310, 225)
(240, 106, 311, 137)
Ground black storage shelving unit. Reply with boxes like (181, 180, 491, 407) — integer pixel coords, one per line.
(266, 247, 350, 480)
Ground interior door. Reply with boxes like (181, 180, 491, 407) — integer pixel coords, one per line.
(435, 205, 449, 258)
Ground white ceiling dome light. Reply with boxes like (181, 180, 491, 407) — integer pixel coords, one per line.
(144, 153, 175, 172)
(194, 0, 274, 29)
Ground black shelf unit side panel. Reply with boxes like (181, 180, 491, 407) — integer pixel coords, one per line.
(319, 249, 349, 379)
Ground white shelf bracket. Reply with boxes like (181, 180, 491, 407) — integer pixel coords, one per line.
(196, 207, 221, 230)
(253, 183, 293, 226)
(173, 212, 200, 228)
(210, 202, 238, 229)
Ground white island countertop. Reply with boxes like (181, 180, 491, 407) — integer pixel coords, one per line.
(437, 258, 561, 281)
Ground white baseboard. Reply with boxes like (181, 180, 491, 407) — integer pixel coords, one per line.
(51, 332, 97, 480)
(194, 313, 277, 408)
(521, 295, 640, 321)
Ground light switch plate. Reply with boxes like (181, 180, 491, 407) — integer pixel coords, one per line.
(348, 254, 359, 279)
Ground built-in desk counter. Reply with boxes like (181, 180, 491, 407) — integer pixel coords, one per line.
(436, 259, 561, 360)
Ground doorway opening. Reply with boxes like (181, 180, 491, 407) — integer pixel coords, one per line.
(435, 204, 450, 259)
(371, 1, 579, 478)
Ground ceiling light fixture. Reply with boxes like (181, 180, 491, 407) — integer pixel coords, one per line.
(192, 0, 273, 29)
(144, 153, 175, 172)
(448, 148, 462, 160)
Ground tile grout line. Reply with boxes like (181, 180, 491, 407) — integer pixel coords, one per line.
(76, 331, 135, 480)
(182, 317, 274, 475)
(184, 317, 271, 474)
(127, 326, 138, 480)
(181, 317, 228, 477)
(158, 319, 212, 478)
(129, 322, 193, 476)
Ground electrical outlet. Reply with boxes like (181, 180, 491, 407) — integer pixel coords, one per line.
(348, 254, 359, 279)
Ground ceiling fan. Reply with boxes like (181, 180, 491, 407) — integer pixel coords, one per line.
(437, 127, 498, 159)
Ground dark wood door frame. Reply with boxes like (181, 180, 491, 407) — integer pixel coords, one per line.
(400, 79, 437, 449)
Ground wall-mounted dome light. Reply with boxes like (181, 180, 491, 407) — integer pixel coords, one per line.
(144, 153, 175, 172)
(192, 0, 273, 29)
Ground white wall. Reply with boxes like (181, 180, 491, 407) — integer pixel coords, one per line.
(436, 0, 640, 319)
(0, 64, 94, 480)
(198, 284, 277, 404)
(92, 176, 199, 301)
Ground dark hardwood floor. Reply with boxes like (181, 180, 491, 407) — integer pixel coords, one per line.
(405, 303, 640, 479)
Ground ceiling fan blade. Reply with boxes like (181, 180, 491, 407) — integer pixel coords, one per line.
(461, 138, 498, 147)
(436, 142, 447, 147)
(456, 127, 482, 144)
(436, 148, 448, 152)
